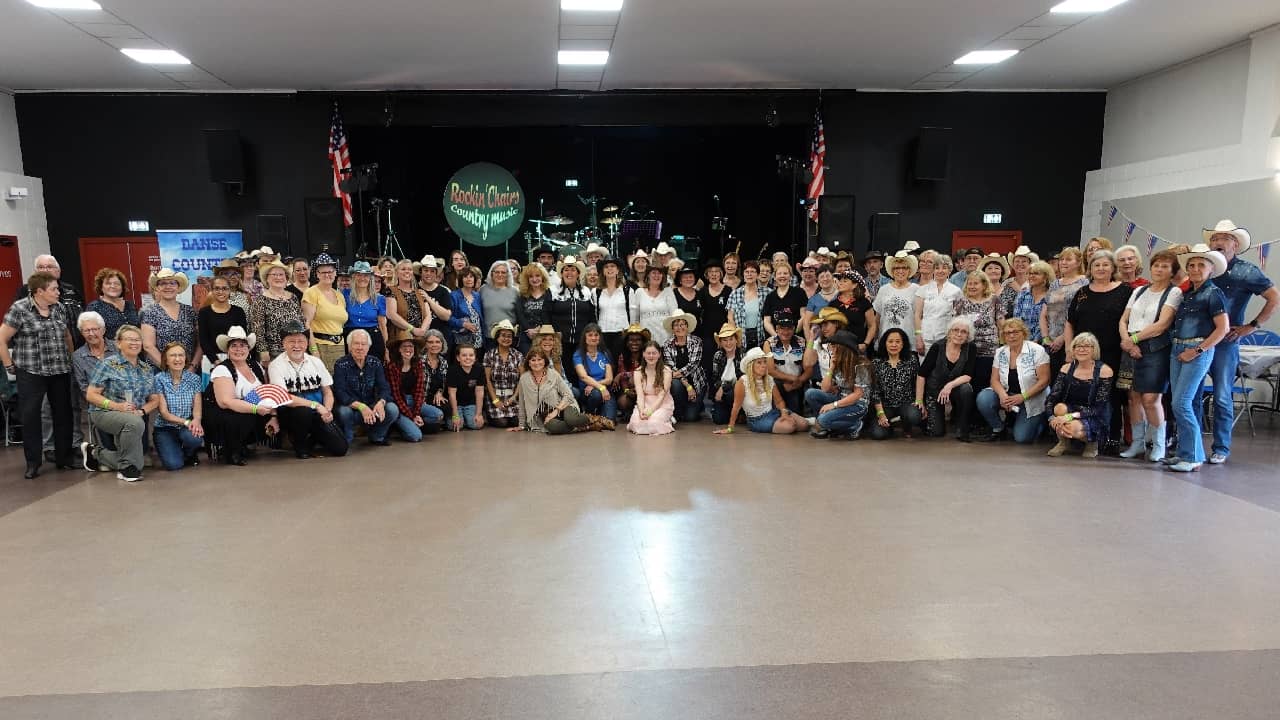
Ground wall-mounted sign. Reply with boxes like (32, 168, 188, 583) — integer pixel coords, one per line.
(442, 162, 526, 247)
(983, 212, 1003, 224)
(156, 228, 243, 304)
(128, 220, 150, 232)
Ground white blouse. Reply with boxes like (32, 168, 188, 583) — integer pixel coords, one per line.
(594, 286, 631, 333)
(631, 288, 677, 344)
(992, 342, 1050, 417)
(916, 281, 961, 346)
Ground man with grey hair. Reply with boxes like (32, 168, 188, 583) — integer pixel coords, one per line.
(69, 311, 111, 449)
(331, 329, 399, 445)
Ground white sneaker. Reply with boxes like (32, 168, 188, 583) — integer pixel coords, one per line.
(80, 441, 100, 472)
(116, 465, 142, 482)
(1208, 452, 1228, 465)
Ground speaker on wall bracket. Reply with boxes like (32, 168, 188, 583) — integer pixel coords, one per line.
(204, 129, 246, 195)
(304, 197, 346, 256)
(912, 126, 951, 182)
(868, 212, 901, 253)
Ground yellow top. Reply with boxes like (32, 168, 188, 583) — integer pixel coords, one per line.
(302, 285, 349, 342)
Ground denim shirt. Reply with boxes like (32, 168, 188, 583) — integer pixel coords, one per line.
(1215, 257, 1274, 327)
(1171, 280, 1227, 340)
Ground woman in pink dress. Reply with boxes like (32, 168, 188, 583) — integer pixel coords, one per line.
(628, 341, 675, 435)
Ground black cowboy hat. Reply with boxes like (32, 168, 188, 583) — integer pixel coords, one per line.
(532, 245, 559, 260)
(828, 330, 862, 352)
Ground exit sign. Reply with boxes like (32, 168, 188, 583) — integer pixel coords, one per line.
(983, 213, 1002, 224)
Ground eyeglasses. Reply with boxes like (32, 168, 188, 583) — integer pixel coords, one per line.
(212, 286, 230, 292)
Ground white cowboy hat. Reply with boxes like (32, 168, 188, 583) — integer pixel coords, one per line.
(256, 245, 278, 257)
(886, 250, 919, 277)
(148, 268, 190, 294)
(489, 318, 518, 339)
(739, 346, 768, 374)
(661, 308, 698, 335)
(215, 325, 257, 352)
(414, 254, 443, 270)
(653, 241, 675, 256)
(815, 246, 835, 257)
(1202, 219, 1251, 253)
(979, 253, 1010, 278)
(667, 257, 685, 269)
(558, 255, 587, 275)
(583, 242, 608, 257)
(1007, 245, 1039, 265)
(1178, 244, 1228, 279)
(632, 249, 649, 259)
(901, 241, 921, 253)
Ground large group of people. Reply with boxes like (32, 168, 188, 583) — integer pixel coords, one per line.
(3, 218, 1276, 481)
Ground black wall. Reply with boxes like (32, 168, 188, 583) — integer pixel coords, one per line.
(16, 90, 1103, 293)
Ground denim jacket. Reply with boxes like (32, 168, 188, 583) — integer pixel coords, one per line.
(1171, 280, 1226, 340)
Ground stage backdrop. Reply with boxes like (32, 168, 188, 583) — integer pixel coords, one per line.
(156, 229, 243, 305)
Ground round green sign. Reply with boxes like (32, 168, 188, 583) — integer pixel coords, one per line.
(442, 162, 526, 247)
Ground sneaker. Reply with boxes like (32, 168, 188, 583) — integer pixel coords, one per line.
(117, 465, 142, 482)
(809, 428, 830, 439)
(1167, 461, 1202, 473)
(80, 441, 100, 472)
(1208, 452, 1228, 465)
(1160, 455, 1183, 466)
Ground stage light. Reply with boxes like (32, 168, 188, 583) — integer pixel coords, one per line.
(120, 48, 191, 65)
(25, 0, 102, 9)
(1050, 0, 1128, 13)
(558, 50, 609, 66)
(561, 0, 623, 10)
(954, 50, 1018, 65)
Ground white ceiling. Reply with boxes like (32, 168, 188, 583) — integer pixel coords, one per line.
(0, 0, 1276, 92)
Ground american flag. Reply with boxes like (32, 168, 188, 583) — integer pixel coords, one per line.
(806, 104, 825, 222)
(329, 102, 354, 227)
(1261, 242, 1270, 271)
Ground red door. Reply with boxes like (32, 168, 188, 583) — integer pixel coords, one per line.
(951, 230, 1022, 257)
(79, 237, 160, 307)
(0, 235, 21, 319)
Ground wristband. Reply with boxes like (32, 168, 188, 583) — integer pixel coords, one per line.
(182, 419, 190, 427)
(100, 398, 111, 410)
(1019, 392, 1027, 402)
(876, 409, 886, 418)
(913, 329, 923, 335)
(310, 401, 318, 411)
(724, 426, 734, 433)
(254, 404, 262, 415)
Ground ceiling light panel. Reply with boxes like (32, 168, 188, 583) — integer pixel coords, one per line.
(558, 50, 609, 65)
(1050, 0, 1128, 13)
(26, 0, 101, 9)
(120, 48, 191, 65)
(561, 0, 623, 10)
(954, 50, 1019, 65)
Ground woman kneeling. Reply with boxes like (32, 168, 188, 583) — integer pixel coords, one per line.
(511, 348, 589, 434)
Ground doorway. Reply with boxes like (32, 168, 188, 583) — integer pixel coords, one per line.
(951, 230, 1022, 257)
(78, 236, 161, 307)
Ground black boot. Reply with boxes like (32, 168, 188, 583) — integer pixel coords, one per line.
(24, 463, 40, 479)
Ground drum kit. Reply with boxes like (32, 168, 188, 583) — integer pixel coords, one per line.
(525, 203, 632, 259)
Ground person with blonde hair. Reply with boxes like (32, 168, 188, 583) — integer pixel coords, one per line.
(713, 346, 806, 435)
(951, 270, 1000, 420)
(1084, 236, 1113, 264)
(1014, 260, 1054, 343)
(976, 318, 1051, 443)
(1046, 332, 1115, 458)
(515, 262, 552, 354)
(1041, 246, 1087, 378)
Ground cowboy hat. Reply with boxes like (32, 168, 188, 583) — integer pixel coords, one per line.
(413, 254, 443, 270)
(827, 330, 862, 352)
(861, 250, 887, 263)
(215, 325, 257, 352)
(902, 241, 922, 253)
(258, 259, 290, 283)
(631, 249, 649, 259)
(1007, 245, 1039, 266)
(148, 268, 190, 294)
(815, 246, 835, 257)
(739, 346, 769, 374)
(598, 256, 627, 276)
(714, 323, 745, 342)
(661, 308, 698, 335)
(350, 260, 374, 274)
(583, 242, 608, 257)
(622, 323, 651, 342)
(558, 255, 587, 275)
(279, 320, 308, 339)
(812, 306, 849, 326)
(534, 324, 560, 337)
(653, 241, 675, 256)
(312, 252, 339, 268)
(489, 318, 518, 339)
(979, 253, 1010, 278)
(233, 250, 251, 261)
(1178, 244, 1228, 278)
(886, 250, 919, 276)
(531, 244, 558, 260)
(386, 335, 424, 356)
(215, 258, 241, 272)
(1202, 219, 1251, 253)
(256, 245, 278, 258)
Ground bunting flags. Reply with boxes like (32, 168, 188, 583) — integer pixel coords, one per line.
(1099, 204, 1278, 261)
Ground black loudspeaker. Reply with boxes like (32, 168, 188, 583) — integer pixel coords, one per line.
(817, 195, 855, 255)
(304, 198, 346, 256)
(256, 214, 289, 257)
(868, 212, 901, 253)
(204, 129, 244, 183)
(913, 126, 951, 181)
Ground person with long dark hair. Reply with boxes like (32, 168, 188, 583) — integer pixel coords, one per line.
(804, 330, 871, 439)
(510, 348, 590, 434)
(198, 274, 248, 371)
(594, 258, 632, 360)
(573, 323, 616, 421)
(612, 324, 649, 420)
(868, 327, 922, 440)
(483, 319, 523, 428)
(633, 265, 677, 344)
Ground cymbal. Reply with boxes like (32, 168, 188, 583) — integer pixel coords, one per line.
(601, 205, 619, 213)
(600, 217, 623, 226)
(545, 216, 574, 226)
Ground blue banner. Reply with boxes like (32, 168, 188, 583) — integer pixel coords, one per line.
(156, 229, 243, 304)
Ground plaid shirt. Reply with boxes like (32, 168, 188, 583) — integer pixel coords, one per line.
(385, 358, 427, 419)
(726, 285, 766, 341)
(1013, 288, 1048, 342)
(88, 353, 157, 413)
(662, 335, 706, 395)
(153, 370, 202, 427)
(3, 298, 71, 376)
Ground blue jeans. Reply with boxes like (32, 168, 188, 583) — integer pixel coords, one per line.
(1204, 339, 1238, 456)
(453, 404, 481, 430)
(153, 425, 203, 471)
(670, 380, 705, 422)
(1170, 342, 1214, 464)
(581, 387, 618, 421)
(976, 388, 1044, 444)
(336, 402, 400, 443)
(393, 395, 446, 442)
(804, 388, 868, 434)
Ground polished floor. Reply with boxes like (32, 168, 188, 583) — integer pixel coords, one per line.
(2, 424, 1280, 718)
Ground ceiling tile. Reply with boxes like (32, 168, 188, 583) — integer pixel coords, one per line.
(73, 22, 147, 39)
(560, 24, 616, 40)
(1001, 24, 1066, 40)
(558, 38, 611, 52)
